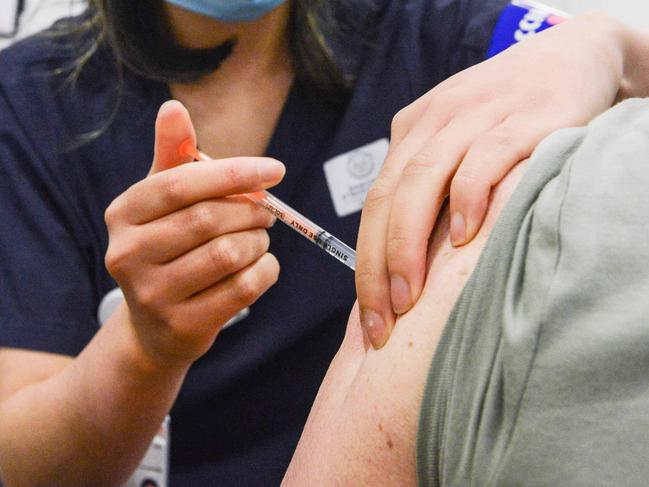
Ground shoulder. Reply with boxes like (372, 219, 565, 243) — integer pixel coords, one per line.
(0, 12, 159, 236)
(490, 100, 649, 486)
(0, 14, 100, 98)
(0, 19, 100, 142)
(0, 13, 159, 178)
(0, 12, 151, 147)
(283, 163, 526, 486)
(338, 0, 510, 97)
(417, 100, 649, 486)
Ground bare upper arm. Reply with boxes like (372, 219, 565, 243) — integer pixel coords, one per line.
(283, 163, 527, 486)
(0, 348, 72, 406)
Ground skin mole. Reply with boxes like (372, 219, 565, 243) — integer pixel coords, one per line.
(378, 423, 394, 449)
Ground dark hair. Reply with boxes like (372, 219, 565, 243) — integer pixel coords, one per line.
(84, 0, 351, 108)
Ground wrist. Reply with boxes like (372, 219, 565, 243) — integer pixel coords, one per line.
(570, 12, 627, 102)
(108, 303, 193, 379)
(607, 15, 649, 100)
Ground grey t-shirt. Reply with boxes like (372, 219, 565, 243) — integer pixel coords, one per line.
(418, 98, 649, 487)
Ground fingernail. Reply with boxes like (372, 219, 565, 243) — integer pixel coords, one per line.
(450, 212, 466, 247)
(360, 310, 388, 350)
(257, 159, 285, 182)
(159, 99, 180, 112)
(390, 275, 412, 315)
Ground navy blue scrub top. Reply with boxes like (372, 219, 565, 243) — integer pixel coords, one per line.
(0, 0, 515, 484)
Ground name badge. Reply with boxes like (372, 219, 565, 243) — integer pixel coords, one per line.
(123, 417, 170, 487)
(323, 138, 389, 218)
(97, 289, 249, 487)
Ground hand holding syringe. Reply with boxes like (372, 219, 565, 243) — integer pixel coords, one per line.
(180, 140, 357, 271)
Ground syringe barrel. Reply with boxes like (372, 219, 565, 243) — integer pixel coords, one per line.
(248, 191, 356, 271)
(314, 231, 356, 270)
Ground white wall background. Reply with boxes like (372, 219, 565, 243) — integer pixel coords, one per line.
(1, 0, 649, 50)
(541, 0, 649, 29)
(0, 0, 85, 50)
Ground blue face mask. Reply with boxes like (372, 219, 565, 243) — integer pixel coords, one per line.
(165, 0, 287, 23)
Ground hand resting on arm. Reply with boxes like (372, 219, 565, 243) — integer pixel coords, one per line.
(283, 159, 527, 485)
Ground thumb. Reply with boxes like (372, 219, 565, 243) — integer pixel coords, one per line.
(150, 100, 197, 175)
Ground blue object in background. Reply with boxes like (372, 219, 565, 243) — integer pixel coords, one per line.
(487, 0, 567, 58)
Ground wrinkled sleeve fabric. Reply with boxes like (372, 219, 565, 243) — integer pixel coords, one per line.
(418, 98, 649, 487)
(0, 89, 99, 356)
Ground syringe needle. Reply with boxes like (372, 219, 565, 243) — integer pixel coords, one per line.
(180, 140, 357, 271)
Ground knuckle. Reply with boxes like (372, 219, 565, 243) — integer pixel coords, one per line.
(104, 201, 119, 227)
(435, 75, 458, 92)
(105, 231, 156, 282)
(386, 231, 414, 258)
(223, 163, 246, 187)
(477, 130, 514, 155)
(452, 172, 489, 195)
(104, 247, 122, 277)
(453, 169, 482, 184)
(449, 174, 470, 196)
(451, 169, 480, 188)
(208, 238, 238, 273)
(391, 108, 410, 135)
(104, 242, 131, 278)
(134, 283, 161, 311)
(187, 203, 216, 238)
(354, 265, 383, 294)
(364, 180, 393, 211)
(258, 207, 276, 228)
(266, 255, 280, 283)
(403, 151, 445, 179)
(161, 171, 185, 206)
(426, 93, 449, 114)
(426, 86, 455, 113)
(104, 195, 131, 228)
(234, 271, 263, 304)
(470, 90, 494, 107)
(164, 308, 188, 332)
(254, 230, 271, 255)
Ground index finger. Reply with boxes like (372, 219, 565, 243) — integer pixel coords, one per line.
(108, 157, 286, 225)
(356, 114, 447, 349)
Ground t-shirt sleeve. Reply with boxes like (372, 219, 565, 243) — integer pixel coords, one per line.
(417, 99, 649, 487)
(0, 89, 99, 356)
(492, 99, 649, 486)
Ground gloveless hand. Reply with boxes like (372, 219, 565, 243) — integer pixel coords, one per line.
(105, 101, 285, 367)
(356, 13, 632, 349)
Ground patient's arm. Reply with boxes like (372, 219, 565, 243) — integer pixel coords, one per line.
(283, 162, 526, 486)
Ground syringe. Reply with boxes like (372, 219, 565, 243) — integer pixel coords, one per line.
(179, 140, 357, 271)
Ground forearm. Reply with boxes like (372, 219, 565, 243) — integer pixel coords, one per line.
(0, 305, 189, 487)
